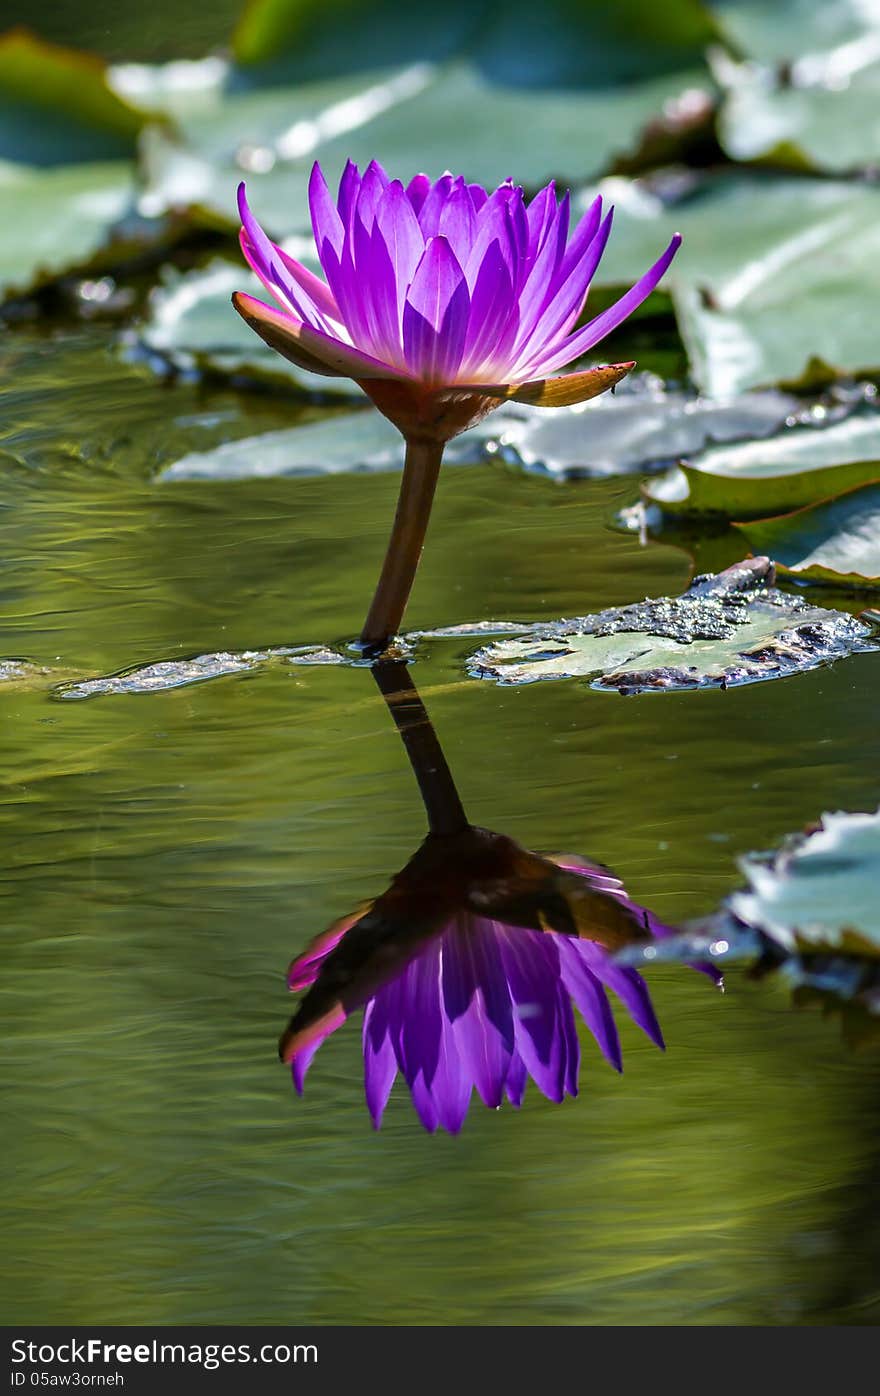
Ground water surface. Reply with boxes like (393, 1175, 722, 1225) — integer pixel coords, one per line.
(2, 328, 879, 1325)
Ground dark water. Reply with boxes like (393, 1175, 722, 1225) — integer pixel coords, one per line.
(2, 327, 880, 1324)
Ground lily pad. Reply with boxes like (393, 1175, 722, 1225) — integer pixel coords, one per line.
(592, 171, 880, 396)
(727, 809, 880, 955)
(135, 258, 359, 395)
(0, 159, 138, 303)
(0, 28, 144, 165)
(467, 557, 878, 693)
(711, 0, 880, 173)
(739, 482, 880, 588)
(54, 643, 349, 700)
(644, 410, 880, 519)
(121, 0, 718, 229)
(158, 381, 798, 483)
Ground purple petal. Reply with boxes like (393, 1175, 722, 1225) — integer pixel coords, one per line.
(500, 932, 568, 1103)
(533, 233, 682, 375)
(525, 181, 557, 259)
(576, 942, 666, 1050)
(372, 180, 425, 352)
(438, 184, 477, 267)
(505, 1049, 527, 1108)
(399, 944, 443, 1089)
(556, 195, 603, 288)
(468, 182, 489, 212)
(287, 912, 361, 991)
(354, 159, 390, 235)
(402, 236, 470, 382)
(405, 172, 431, 214)
(459, 240, 518, 377)
(556, 939, 622, 1072)
(289, 1006, 347, 1094)
(308, 163, 344, 265)
(417, 174, 455, 237)
(239, 185, 338, 334)
(463, 189, 519, 290)
(363, 999, 398, 1129)
(514, 208, 615, 373)
(232, 292, 405, 380)
(337, 159, 361, 228)
(443, 919, 515, 1109)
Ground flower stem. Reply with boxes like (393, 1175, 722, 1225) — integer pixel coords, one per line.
(359, 435, 444, 654)
(371, 661, 468, 837)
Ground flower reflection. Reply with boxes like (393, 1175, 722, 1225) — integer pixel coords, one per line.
(280, 663, 706, 1132)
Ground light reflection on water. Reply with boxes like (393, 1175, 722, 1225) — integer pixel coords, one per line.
(1, 329, 880, 1325)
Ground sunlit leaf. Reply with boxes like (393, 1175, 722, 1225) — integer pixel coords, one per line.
(728, 809, 880, 955)
(644, 410, 880, 519)
(738, 482, 880, 587)
(0, 159, 136, 301)
(136, 258, 358, 395)
(465, 558, 878, 693)
(711, 0, 880, 172)
(593, 171, 880, 395)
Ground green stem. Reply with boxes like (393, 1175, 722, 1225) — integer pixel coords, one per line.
(359, 436, 444, 654)
(371, 662, 468, 836)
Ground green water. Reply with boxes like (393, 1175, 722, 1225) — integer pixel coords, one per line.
(2, 326, 879, 1324)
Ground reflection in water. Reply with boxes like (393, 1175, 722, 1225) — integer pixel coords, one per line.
(280, 662, 713, 1132)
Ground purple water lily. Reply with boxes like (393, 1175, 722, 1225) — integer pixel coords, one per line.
(277, 664, 695, 1134)
(234, 162, 680, 650)
(281, 829, 668, 1134)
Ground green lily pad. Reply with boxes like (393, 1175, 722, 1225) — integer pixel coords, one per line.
(0, 28, 145, 165)
(739, 482, 880, 587)
(119, 0, 718, 230)
(158, 382, 797, 482)
(0, 158, 137, 302)
(711, 0, 880, 173)
(593, 171, 880, 396)
(728, 809, 880, 955)
(467, 557, 878, 693)
(710, 0, 876, 62)
(644, 410, 880, 519)
(136, 258, 358, 395)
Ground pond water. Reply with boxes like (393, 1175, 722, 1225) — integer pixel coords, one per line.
(3, 326, 880, 1325)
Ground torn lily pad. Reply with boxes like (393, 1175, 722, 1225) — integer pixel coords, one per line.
(738, 482, 880, 588)
(644, 409, 880, 520)
(727, 809, 880, 956)
(467, 557, 878, 694)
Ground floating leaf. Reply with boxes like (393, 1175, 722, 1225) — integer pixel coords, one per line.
(0, 159, 136, 302)
(54, 644, 350, 700)
(467, 557, 878, 693)
(727, 809, 880, 955)
(711, 0, 880, 173)
(592, 172, 880, 396)
(491, 383, 798, 481)
(0, 28, 145, 165)
(161, 410, 404, 480)
(644, 410, 880, 519)
(739, 482, 880, 587)
(136, 258, 359, 395)
(122, 0, 718, 228)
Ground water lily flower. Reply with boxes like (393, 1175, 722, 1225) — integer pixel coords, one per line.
(281, 827, 668, 1134)
(278, 662, 709, 1133)
(234, 162, 680, 650)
